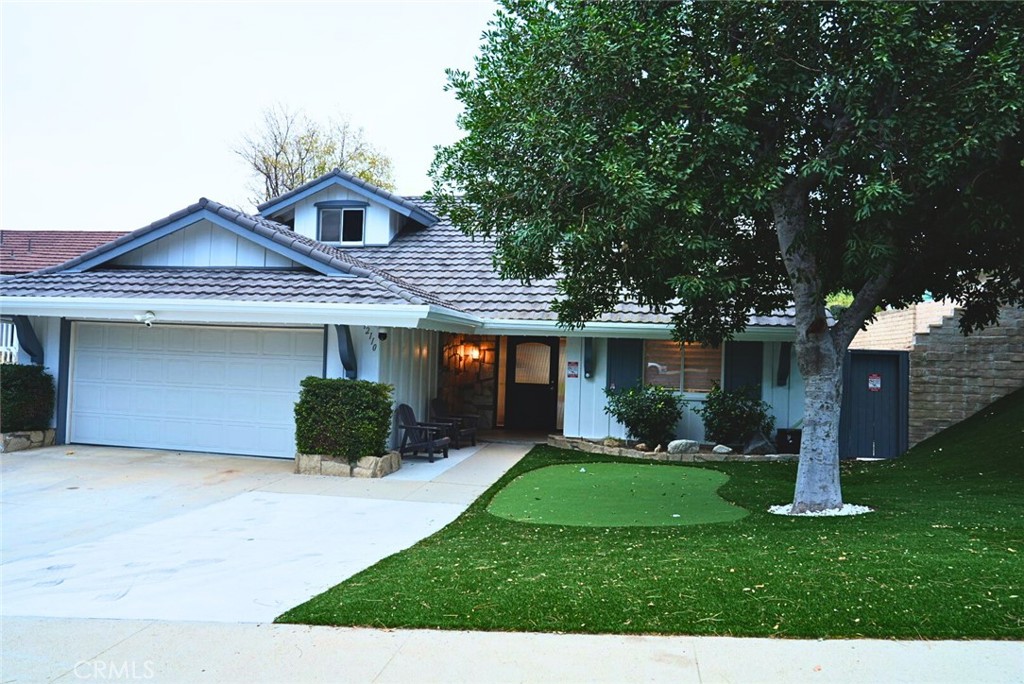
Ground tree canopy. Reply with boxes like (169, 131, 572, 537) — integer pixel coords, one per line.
(431, 1, 1024, 511)
(237, 104, 395, 205)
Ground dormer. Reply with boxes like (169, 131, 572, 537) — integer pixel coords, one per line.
(257, 168, 438, 247)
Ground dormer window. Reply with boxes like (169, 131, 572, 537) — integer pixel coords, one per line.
(316, 201, 368, 245)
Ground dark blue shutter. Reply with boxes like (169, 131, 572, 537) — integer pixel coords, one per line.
(606, 339, 644, 391)
(724, 341, 763, 398)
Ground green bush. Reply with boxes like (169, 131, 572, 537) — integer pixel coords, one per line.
(0, 364, 55, 433)
(694, 384, 775, 447)
(294, 377, 393, 462)
(603, 384, 683, 448)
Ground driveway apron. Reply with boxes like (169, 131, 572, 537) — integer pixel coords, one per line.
(0, 443, 528, 623)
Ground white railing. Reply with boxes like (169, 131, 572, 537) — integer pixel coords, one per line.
(0, 321, 18, 364)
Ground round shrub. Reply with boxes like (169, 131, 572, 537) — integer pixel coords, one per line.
(0, 364, 55, 433)
(603, 384, 683, 448)
(694, 384, 775, 447)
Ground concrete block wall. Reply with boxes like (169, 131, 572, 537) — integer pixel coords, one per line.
(850, 301, 957, 351)
(907, 306, 1024, 447)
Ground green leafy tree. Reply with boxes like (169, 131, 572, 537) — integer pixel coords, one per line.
(431, 1, 1024, 512)
(237, 104, 396, 204)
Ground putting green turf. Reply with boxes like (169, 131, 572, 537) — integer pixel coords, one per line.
(486, 462, 748, 526)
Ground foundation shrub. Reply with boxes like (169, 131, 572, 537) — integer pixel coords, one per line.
(294, 378, 393, 462)
(0, 364, 55, 432)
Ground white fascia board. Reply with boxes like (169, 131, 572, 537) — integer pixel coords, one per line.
(416, 306, 481, 334)
(479, 318, 796, 341)
(0, 297, 434, 328)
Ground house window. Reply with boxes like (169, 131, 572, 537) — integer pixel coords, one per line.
(643, 340, 721, 393)
(316, 201, 368, 244)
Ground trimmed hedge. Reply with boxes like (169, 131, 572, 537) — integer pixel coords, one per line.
(0, 364, 56, 433)
(294, 377, 393, 463)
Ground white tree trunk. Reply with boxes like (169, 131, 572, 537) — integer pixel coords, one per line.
(791, 338, 844, 512)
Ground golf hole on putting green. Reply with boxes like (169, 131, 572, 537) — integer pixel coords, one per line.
(487, 463, 749, 527)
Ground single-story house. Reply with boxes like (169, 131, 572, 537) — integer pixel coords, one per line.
(0, 169, 806, 459)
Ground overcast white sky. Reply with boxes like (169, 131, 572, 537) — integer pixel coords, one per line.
(1, 1, 498, 230)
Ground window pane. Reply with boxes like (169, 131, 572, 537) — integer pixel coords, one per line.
(644, 340, 682, 389)
(514, 342, 551, 384)
(683, 343, 721, 393)
(342, 209, 364, 242)
(320, 210, 341, 242)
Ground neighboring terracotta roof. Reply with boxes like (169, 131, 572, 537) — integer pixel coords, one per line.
(0, 230, 128, 275)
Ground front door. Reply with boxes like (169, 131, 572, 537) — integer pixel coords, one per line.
(504, 336, 559, 430)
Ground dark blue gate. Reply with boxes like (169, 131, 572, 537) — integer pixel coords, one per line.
(839, 350, 909, 459)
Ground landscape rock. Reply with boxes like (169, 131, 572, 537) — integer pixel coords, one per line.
(602, 437, 621, 448)
(635, 442, 651, 452)
(712, 444, 733, 454)
(743, 431, 775, 455)
(668, 439, 700, 455)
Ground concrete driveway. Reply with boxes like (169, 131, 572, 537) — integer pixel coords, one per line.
(1, 443, 527, 623)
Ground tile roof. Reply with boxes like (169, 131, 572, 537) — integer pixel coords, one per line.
(19, 198, 461, 311)
(0, 230, 129, 275)
(257, 168, 439, 227)
(0, 269, 421, 305)
(350, 197, 797, 328)
(0, 196, 795, 330)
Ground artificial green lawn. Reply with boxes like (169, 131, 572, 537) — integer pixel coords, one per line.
(278, 388, 1024, 639)
(488, 462, 748, 527)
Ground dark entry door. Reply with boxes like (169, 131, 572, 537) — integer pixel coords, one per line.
(505, 336, 559, 430)
(839, 351, 909, 459)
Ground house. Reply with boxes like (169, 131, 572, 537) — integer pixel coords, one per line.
(1, 230, 130, 362)
(0, 169, 806, 459)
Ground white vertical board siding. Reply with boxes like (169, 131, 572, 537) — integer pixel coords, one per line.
(111, 220, 299, 268)
(323, 325, 382, 381)
(380, 328, 439, 446)
(762, 342, 805, 429)
(290, 188, 393, 246)
(562, 338, 626, 440)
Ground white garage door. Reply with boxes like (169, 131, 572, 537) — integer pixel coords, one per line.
(70, 323, 324, 458)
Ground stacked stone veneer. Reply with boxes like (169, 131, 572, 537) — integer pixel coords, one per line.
(907, 306, 1024, 447)
(1, 429, 56, 453)
(296, 451, 402, 478)
(437, 334, 498, 428)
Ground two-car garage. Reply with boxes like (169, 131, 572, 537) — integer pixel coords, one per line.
(68, 323, 324, 458)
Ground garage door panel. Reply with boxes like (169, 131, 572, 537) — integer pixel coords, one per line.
(228, 331, 260, 354)
(70, 324, 323, 458)
(196, 329, 228, 353)
(75, 353, 105, 380)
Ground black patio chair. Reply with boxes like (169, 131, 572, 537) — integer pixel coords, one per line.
(430, 398, 479, 449)
(396, 403, 451, 463)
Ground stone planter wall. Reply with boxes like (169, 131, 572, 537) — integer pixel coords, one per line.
(1, 429, 56, 453)
(548, 435, 799, 463)
(295, 451, 402, 478)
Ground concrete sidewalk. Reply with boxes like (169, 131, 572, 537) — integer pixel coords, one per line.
(4, 617, 1021, 683)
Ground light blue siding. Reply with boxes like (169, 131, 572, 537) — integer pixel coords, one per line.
(761, 341, 805, 429)
(111, 220, 300, 268)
